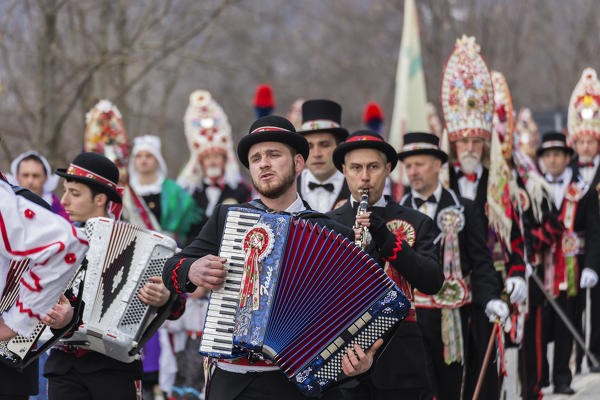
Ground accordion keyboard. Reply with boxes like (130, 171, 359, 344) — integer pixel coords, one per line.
(200, 210, 260, 357)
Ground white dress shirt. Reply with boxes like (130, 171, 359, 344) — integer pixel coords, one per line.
(546, 168, 572, 210)
(411, 183, 443, 220)
(578, 154, 599, 187)
(300, 169, 345, 213)
(455, 163, 483, 201)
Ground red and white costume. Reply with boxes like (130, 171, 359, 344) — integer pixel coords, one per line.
(0, 179, 88, 337)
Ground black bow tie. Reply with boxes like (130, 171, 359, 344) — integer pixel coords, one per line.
(308, 181, 334, 192)
(414, 195, 437, 208)
(549, 178, 563, 185)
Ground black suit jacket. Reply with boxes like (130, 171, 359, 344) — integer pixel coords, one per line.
(401, 188, 499, 306)
(326, 197, 443, 390)
(450, 166, 527, 279)
(555, 167, 600, 275)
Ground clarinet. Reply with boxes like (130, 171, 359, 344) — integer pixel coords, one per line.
(353, 189, 369, 249)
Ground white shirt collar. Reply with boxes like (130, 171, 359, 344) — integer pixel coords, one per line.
(304, 169, 344, 186)
(285, 194, 306, 213)
(412, 183, 442, 202)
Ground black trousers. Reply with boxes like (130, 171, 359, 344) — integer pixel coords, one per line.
(588, 283, 600, 363)
(47, 367, 141, 400)
(462, 304, 499, 400)
(541, 292, 577, 387)
(207, 368, 307, 400)
(417, 307, 469, 400)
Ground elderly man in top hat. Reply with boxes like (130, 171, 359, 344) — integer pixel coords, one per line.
(162, 115, 381, 400)
(43, 152, 185, 400)
(326, 129, 443, 400)
(536, 132, 600, 394)
(297, 99, 351, 212)
(398, 132, 507, 400)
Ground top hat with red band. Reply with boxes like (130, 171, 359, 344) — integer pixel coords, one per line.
(332, 129, 398, 172)
(536, 132, 574, 157)
(398, 132, 448, 163)
(55, 152, 122, 203)
(237, 115, 309, 168)
(297, 99, 349, 141)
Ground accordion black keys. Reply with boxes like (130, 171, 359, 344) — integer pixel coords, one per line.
(199, 207, 410, 396)
(60, 217, 177, 362)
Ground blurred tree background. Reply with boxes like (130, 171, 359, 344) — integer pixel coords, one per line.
(0, 0, 599, 174)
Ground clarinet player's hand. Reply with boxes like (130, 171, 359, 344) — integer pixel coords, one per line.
(341, 338, 383, 376)
(354, 212, 371, 243)
(188, 255, 227, 290)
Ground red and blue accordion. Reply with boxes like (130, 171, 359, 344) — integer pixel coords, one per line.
(199, 207, 410, 396)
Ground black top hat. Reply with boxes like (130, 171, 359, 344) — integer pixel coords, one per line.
(536, 132, 574, 157)
(55, 152, 122, 203)
(237, 115, 309, 168)
(297, 99, 349, 141)
(397, 132, 448, 163)
(332, 130, 398, 172)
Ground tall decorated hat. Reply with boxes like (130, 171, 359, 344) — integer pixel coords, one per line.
(515, 108, 540, 159)
(567, 68, 600, 142)
(177, 90, 240, 190)
(441, 35, 494, 143)
(84, 100, 129, 172)
(491, 70, 515, 160)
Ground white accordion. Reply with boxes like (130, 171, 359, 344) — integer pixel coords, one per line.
(60, 217, 177, 363)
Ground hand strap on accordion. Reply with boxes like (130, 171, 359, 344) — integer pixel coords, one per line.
(16, 259, 89, 370)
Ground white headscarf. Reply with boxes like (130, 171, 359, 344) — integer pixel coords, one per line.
(128, 135, 168, 196)
(9, 151, 60, 204)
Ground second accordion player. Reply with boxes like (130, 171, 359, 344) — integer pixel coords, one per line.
(199, 207, 411, 397)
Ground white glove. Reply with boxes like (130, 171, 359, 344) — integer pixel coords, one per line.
(525, 263, 533, 279)
(505, 277, 527, 304)
(580, 268, 599, 289)
(485, 299, 509, 324)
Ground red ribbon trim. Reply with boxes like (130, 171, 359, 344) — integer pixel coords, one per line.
(172, 258, 187, 294)
(15, 297, 42, 321)
(346, 135, 383, 143)
(20, 270, 43, 292)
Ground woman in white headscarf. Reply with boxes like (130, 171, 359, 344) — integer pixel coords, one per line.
(9, 151, 69, 220)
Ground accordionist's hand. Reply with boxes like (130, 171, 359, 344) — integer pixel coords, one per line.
(42, 295, 74, 329)
(0, 318, 17, 341)
(341, 338, 384, 377)
(139, 277, 171, 307)
(188, 255, 227, 290)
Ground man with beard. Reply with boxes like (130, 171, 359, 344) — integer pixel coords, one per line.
(162, 116, 382, 400)
(177, 91, 252, 231)
(398, 132, 507, 400)
(537, 132, 600, 394)
(297, 99, 350, 212)
(441, 36, 528, 399)
(567, 68, 600, 374)
(326, 130, 443, 400)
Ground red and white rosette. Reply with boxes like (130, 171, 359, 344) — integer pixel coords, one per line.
(441, 35, 494, 142)
(240, 223, 274, 311)
(568, 68, 600, 142)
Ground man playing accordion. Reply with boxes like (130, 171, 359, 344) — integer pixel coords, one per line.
(163, 115, 383, 400)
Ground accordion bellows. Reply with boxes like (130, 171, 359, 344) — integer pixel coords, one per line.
(200, 208, 410, 396)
